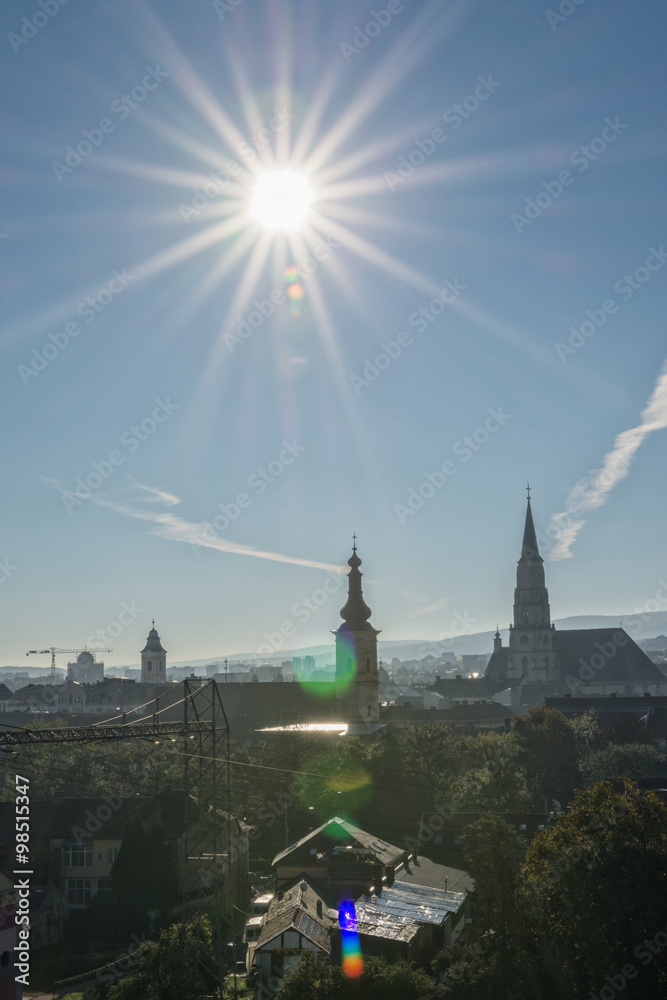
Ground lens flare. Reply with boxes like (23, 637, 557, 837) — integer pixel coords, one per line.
(250, 170, 312, 231)
(284, 264, 305, 318)
(339, 900, 364, 978)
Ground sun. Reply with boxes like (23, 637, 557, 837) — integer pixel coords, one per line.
(249, 169, 313, 232)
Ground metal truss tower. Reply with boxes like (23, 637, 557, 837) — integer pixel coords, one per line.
(0, 679, 231, 999)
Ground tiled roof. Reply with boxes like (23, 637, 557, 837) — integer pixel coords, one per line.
(256, 879, 335, 952)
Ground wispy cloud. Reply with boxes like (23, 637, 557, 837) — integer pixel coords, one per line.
(408, 596, 450, 618)
(399, 590, 430, 604)
(52, 482, 347, 574)
(548, 360, 667, 560)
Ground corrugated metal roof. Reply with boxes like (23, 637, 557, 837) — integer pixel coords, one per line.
(355, 880, 466, 929)
(356, 915, 421, 943)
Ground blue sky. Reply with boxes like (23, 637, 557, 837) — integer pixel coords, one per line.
(1, 0, 667, 667)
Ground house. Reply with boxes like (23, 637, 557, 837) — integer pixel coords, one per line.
(252, 879, 336, 987)
(48, 792, 187, 909)
(272, 817, 405, 899)
(0, 685, 12, 712)
(380, 700, 514, 732)
(354, 876, 468, 963)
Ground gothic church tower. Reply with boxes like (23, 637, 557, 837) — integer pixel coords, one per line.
(507, 492, 557, 682)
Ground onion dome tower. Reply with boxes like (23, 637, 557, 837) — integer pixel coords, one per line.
(333, 539, 380, 723)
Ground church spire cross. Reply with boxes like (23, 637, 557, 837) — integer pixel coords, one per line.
(526, 482, 531, 501)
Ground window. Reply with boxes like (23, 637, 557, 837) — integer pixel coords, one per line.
(66, 879, 93, 907)
(63, 845, 92, 868)
(366, 655, 370, 672)
(146, 659, 153, 672)
(96, 879, 112, 892)
(107, 848, 118, 865)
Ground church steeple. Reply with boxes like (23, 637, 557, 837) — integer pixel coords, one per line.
(141, 621, 167, 683)
(508, 490, 557, 683)
(333, 539, 380, 724)
(519, 487, 543, 564)
(339, 537, 374, 630)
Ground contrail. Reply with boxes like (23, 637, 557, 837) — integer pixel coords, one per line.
(549, 360, 667, 559)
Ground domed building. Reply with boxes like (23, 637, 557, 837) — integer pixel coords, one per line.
(67, 650, 104, 684)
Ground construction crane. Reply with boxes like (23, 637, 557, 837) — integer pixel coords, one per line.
(26, 646, 112, 684)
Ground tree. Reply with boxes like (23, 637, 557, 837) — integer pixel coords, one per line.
(445, 732, 530, 814)
(106, 917, 219, 1000)
(274, 953, 433, 1000)
(512, 705, 580, 806)
(110, 815, 179, 935)
(580, 742, 667, 786)
(522, 780, 667, 997)
(273, 954, 345, 1000)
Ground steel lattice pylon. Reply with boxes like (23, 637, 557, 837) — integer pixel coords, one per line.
(182, 679, 231, 998)
(0, 679, 232, 999)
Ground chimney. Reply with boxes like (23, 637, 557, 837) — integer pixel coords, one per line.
(316, 900, 323, 918)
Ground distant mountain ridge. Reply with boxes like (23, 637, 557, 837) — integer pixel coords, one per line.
(8, 612, 665, 673)
(151, 611, 667, 667)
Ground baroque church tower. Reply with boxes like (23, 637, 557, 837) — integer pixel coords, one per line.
(507, 491, 558, 682)
(334, 540, 380, 723)
(141, 621, 167, 683)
